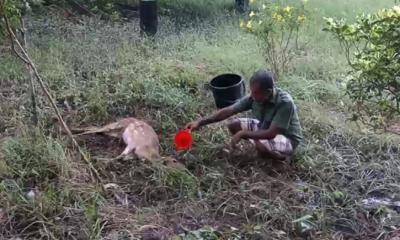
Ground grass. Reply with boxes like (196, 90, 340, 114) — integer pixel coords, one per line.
(1, 0, 400, 239)
(159, 0, 236, 20)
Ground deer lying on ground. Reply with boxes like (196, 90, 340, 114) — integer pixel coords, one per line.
(70, 117, 185, 169)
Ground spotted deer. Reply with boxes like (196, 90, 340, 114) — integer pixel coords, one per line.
(71, 118, 184, 168)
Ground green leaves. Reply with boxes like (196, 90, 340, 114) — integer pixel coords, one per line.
(240, 0, 309, 79)
(292, 214, 317, 234)
(2, 0, 19, 15)
(324, 5, 400, 124)
(0, 0, 23, 38)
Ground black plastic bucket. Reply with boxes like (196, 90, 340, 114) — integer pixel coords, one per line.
(210, 73, 246, 109)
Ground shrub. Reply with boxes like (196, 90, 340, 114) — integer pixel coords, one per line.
(324, 5, 400, 126)
(240, 0, 309, 80)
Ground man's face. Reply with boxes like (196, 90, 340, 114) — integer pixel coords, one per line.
(250, 82, 272, 103)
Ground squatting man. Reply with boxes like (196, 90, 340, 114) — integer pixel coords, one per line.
(185, 69, 303, 161)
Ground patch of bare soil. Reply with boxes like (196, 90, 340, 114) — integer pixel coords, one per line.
(77, 134, 124, 159)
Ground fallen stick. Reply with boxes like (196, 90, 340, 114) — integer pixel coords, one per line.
(3, 15, 103, 186)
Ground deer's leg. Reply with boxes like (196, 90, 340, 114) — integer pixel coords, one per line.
(121, 145, 136, 156)
(117, 126, 137, 158)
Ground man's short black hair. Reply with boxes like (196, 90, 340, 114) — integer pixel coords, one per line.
(249, 69, 275, 90)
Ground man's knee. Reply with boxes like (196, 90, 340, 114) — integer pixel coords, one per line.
(255, 140, 286, 160)
(227, 120, 241, 135)
(254, 140, 267, 152)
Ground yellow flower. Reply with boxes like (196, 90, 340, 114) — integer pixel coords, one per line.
(262, 4, 266, 10)
(272, 12, 283, 22)
(246, 20, 253, 29)
(384, 10, 395, 18)
(249, 0, 255, 3)
(393, 5, 400, 14)
(283, 6, 293, 13)
(240, 20, 246, 28)
(297, 15, 306, 22)
(249, 11, 256, 17)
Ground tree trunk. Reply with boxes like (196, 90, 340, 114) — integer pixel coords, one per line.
(140, 0, 158, 36)
(235, 0, 249, 12)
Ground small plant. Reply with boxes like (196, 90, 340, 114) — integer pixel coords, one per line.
(240, 0, 309, 80)
(153, 164, 198, 197)
(1, 128, 70, 185)
(176, 226, 221, 240)
(292, 214, 317, 235)
(324, 5, 400, 126)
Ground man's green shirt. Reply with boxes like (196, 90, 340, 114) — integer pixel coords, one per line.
(232, 87, 303, 148)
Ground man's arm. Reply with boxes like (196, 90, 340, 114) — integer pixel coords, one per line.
(197, 106, 236, 127)
(232, 101, 294, 144)
(186, 96, 252, 130)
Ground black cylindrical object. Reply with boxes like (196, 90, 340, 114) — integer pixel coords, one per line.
(140, 0, 158, 36)
(235, 0, 249, 12)
(210, 73, 246, 109)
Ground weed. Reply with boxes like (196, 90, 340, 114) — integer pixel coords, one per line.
(1, 127, 70, 185)
(152, 164, 198, 198)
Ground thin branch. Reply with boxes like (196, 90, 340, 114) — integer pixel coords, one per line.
(20, 16, 38, 126)
(279, 28, 284, 48)
(283, 28, 294, 56)
(3, 14, 103, 186)
(295, 27, 300, 50)
(279, 28, 293, 77)
(4, 16, 29, 64)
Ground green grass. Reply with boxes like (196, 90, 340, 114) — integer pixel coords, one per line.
(307, 0, 396, 19)
(1, 0, 400, 239)
(289, 0, 396, 82)
(159, 0, 235, 20)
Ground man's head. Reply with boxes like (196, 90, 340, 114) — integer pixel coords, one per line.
(249, 69, 275, 103)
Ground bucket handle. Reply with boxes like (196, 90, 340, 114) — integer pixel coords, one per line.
(240, 80, 246, 96)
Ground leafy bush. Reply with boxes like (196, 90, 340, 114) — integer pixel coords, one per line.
(240, 0, 309, 80)
(324, 5, 400, 124)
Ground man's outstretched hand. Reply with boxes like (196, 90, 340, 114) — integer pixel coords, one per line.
(231, 130, 245, 148)
(185, 121, 201, 131)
